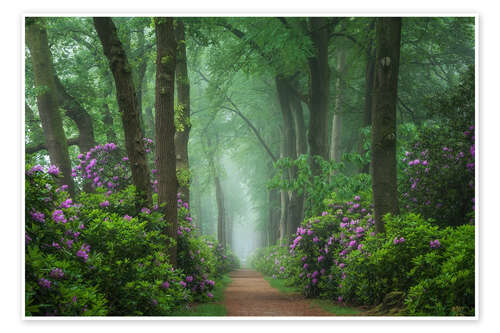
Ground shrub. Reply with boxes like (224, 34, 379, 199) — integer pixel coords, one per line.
(25, 153, 239, 316)
(404, 225, 475, 316)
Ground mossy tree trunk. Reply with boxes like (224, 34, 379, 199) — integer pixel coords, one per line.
(93, 17, 152, 206)
(53, 75, 96, 155)
(360, 20, 376, 174)
(307, 17, 330, 176)
(174, 20, 192, 204)
(371, 17, 402, 233)
(154, 17, 179, 265)
(330, 49, 347, 165)
(26, 19, 75, 197)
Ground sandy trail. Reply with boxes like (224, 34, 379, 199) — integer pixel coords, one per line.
(223, 269, 334, 316)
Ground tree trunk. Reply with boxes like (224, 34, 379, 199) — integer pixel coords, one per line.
(276, 76, 303, 238)
(93, 17, 151, 206)
(25, 19, 75, 196)
(307, 17, 330, 176)
(268, 188, 280, 246)
(154, 17, 178, 265)
(371, 17, 402, 233)
(330, 50, 347, 164)
(174, 20, 192, 204)
(145, 105, 155, 140)
(226, 209, 233, 250)
(360, 21, 376, 174)
(215, 174, 226, 248)
(25, 103, 44, 146)
(102, 103, 118, 144)
(54, 75, 96, 154)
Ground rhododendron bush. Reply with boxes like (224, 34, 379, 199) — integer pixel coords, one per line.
(251, 197, 475, 316)
(25, 142, 239, 316)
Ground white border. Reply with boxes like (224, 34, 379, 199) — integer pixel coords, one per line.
(16, 7, 481, 327)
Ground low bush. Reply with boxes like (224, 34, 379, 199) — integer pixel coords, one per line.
(25, 153, 239, 316)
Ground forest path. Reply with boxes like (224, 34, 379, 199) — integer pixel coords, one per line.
(223, 269, 334, 316)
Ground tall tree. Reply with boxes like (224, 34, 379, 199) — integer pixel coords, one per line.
(154, 17, 179, 265)
(26, 19, 75, 196)
(307, 17, 331, 175)
(93, 17, 152, 206)
(54, 75, 96, 154)
(174, 20, 192, 203)
(360, 20, 376, 174)
(371, 17, 402, 233)
(330, 49, 347, 165)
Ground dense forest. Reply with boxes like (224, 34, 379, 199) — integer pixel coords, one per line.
(24, 16, 475, 317)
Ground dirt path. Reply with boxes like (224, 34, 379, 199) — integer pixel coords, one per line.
(223, 269, 335, 316)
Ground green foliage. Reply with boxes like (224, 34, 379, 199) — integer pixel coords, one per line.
(404, 225, 475, 316)
(25, 163, 239, 316)
(398, 67, 475, 227)
(270, 155, 371, 217)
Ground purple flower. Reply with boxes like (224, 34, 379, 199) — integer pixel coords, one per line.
(393, 237, 399, 245)
(28, 164, 44, 175)
(338, 296, 343, 302)
(123, 215, 132, 221)
(38, 278, 51, 289)
(47, 165, 60, 176)
(122, 157, 129, 162)
(349, 240, 357, 248)
(50, 268, 64, 279)
(318, 255, 324, 262)
(321, 211, 328, 216)
(307, 229, 313, 236)
(186, 276, 193, 283)
(339, 263, 345, 269)
(430, 239, 441, 248)
(30, 210, 45, 223)
(141, 207, 151, 214)
(312, 278, 318, 285)
(354, 195, 361, 201)
(313, 236, 319, 243)
(179, 281, 187, 288)
(100, 200, 110, 208)
(52, 210, 66, 224)
(161, 281, 170, 289)
(399, 237, 405, 243)
(303, 263, 309, 270)
(72, 296, 77, 303)
(207, 292, 213, 298)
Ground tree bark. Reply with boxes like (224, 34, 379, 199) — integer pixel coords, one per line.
(93, 17, 151, 206)
(371, 17, 402, 233)
(174, 20, 192, 204)
(276, 76, 304, 238)
(53, 75, 96, 154)
(307, 17, 330, 176)
(25, 103, 44, 146)
(154, 17, 178, 265)
(360, 21, 376, 174)
(330, 50, 347, 164)
(25, 19, 75, 196)
(214, 174, 226, 248)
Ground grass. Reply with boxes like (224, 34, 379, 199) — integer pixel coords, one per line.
(311, 299, 362, 315)
(168, 274, 232, 316)
(264, 276, 301, 295)
(264, 275, 362, 316)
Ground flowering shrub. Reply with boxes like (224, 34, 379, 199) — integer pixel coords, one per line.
(398, 67, 475, 227)
(404, 224, 475, 315)
(25, 165, 108, 316)
(25, 144, 239, 316)
(398, 126, 475, 227)
(251, 196, 475, 316)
